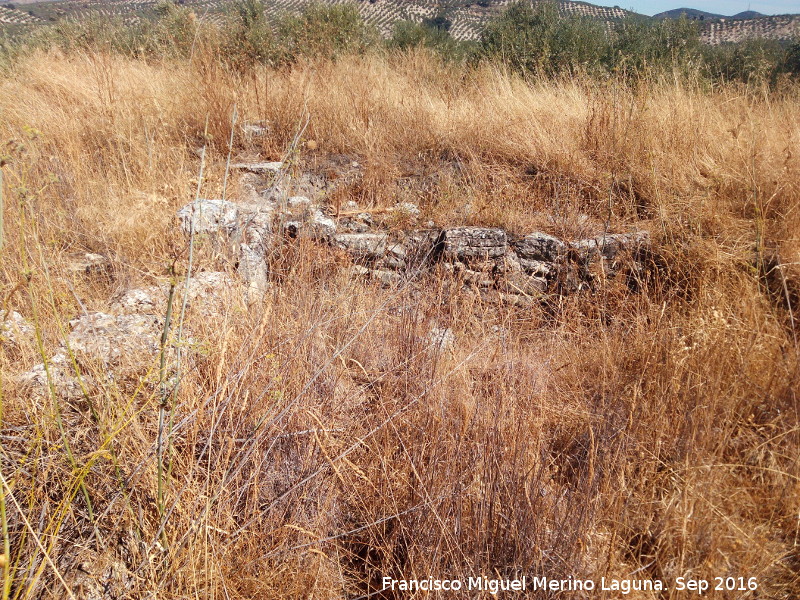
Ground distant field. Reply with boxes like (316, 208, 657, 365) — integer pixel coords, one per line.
(0, 0, 796, 44)
(703, 14, 800, 45)
(0, 4, 41, 24)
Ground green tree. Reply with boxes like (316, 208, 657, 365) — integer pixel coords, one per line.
(223, 0, 275, 65)
(389, 19, 467, 60)
(608, 15, 701, 75)
(479, 0, 607, 76)
(275, 2, 378, 62)
(782, 40, 800, 76)
(701, 38, 788, 84)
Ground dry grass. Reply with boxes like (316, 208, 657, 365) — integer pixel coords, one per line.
(0, 47, 799, 598)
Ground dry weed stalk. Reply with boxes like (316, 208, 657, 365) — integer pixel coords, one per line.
(0, 50, 797, 598)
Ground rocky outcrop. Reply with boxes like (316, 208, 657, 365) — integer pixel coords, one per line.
(18, 271, 236, 399)
(18, 311, 162, 399)
(184, 271, 237, 306)
(14, 165, 653, 400)
(177, 199, 276, 293)
(111, 288, 157, 315)
(175, 194, 650, 302)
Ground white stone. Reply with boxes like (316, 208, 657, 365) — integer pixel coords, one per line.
(237, 245, 269, 296)
(67, 549, 134, 600)
(237, 209, 273, 247)
(111, 288, 160, 315)
(68, 312, 161, 364)
(427, 326, 455, 353)
(241, 122, 269, 137)
(176, 200, 273, 289)
(0, 311, 34, 347)
(333, 233, 388, 259)
(183, 271, 235, 304)
(394, 202, 421, 218)
(517, 258, 552, 277)
(514, 232, 566, 262)
(381, 247, 406, 270)
(231, 162, 283, 174)
(507, 272, 548, 295)
(176, 199, 238, 236)
(310, 210, 337, 239)
(572, 231, 650, 261)
(18, 351, 85, 399)
(287, 195, 312, 208)
(372, 269, 401, 286)
(67, 252, 110, 275)
(441, 227, 507, 260)
(349, 265, 372, 278)
(356, 212, 373, 225)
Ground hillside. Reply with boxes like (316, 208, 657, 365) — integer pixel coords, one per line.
(653, 6, 800, 45)
(703, 13, 800, 44)
(732, 9, 764, 18)
(653, 7, 724, 20)
(5, 0, 635, 40)
(2, 0, 799, 44)
(0, 3, 41, 24)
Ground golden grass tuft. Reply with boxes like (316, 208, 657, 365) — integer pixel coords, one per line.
(0, 48, 798, 598)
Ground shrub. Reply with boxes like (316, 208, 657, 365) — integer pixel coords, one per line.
(0, 30, 23, 70)
(422, 13, 452, 32)
(388, 19, 469, 61)
(781, 39, 800, 76)
(607, 15, 701, 76)
(274, 2, 378, 63)
(139, 1, 203, 57)
(702, 38, 790, 84)
(31, 17, 131, 54)
(479, 5, 703, 79)
(479, 0, 608, 76)
(32, 4, 200, 58)
(221, 0, 275, 66)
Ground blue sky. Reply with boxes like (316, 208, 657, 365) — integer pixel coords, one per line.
(619, 0, 800, 15)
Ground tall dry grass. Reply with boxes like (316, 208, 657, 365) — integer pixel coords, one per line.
(0, 47, 798, 598)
